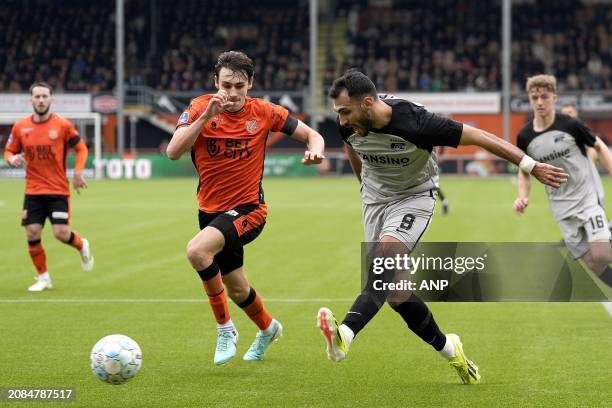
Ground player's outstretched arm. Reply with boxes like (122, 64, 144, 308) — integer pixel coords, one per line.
(167, 91, 233, 160)
(72, 139, 88, 194)
(513, 169, 531, 215)
(592, 137, 612, 175)
(289, 120, 325, 165)
(459, 124, 568, 188)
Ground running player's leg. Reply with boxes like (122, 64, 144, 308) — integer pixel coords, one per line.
(213, 204, 280, 361)
(317, 201, 388, 361)
(381, 193, 479, 383)
(320, 194, 435, 359)
(578, 206, 612, 286)
(25, 223, 50, 291)
(187, 222, 236, 365)
(22, 195, 50, 291)
(49, 195, 93, 271)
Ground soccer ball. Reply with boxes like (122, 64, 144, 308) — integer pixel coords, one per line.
(90, 334, 142, 385)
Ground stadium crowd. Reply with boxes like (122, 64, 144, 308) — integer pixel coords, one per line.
(1, 0, 610, 93)
(337, 0, 612, 92)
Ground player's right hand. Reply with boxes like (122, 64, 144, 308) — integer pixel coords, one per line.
(531, 162, 568, 188)
(513, 197, 529, 214)
(7, 153, 24, 168)
(205, 90, 235, 117)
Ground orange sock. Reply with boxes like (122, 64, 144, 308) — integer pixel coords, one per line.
(238, 288, 272, 330)
(66, 231, 83, 251)
(200, 266, 230, 324)
(27, 240, 47, 275)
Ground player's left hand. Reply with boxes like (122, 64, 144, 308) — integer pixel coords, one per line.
(301, 150, 325, 165)
(531, 163, 568, 188)
(72, 173, 88, 194)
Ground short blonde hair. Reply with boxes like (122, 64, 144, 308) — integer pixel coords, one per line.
(526, 74, 557, 94)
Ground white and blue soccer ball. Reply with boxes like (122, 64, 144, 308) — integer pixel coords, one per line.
(90, 334, 142, 385)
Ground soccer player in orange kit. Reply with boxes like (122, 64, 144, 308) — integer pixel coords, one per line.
(167, 51, 325, 365)
(4, 81, 94, 292)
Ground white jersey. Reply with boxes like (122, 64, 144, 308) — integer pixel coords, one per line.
(517, 113, 599, 218)
(338, 96, 463, 204)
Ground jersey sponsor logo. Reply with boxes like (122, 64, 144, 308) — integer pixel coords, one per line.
(206, 139, 221, 156)
(358, 152, 411, 167)
(554, 135, 566, 143)
(536, 148, 571, 163)
(390, 142, 407, 151)
(245, 119, 259, 134)
(48, 129, 58, 140)
(24, 145, 56, 161)
(206, 138, 253, 160)
(177, 111, 189, 125)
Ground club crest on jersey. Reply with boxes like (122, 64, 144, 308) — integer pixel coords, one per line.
(178, 111, 189, 125)
(245, 119, 258, 134)
(48, 130, 58, 140)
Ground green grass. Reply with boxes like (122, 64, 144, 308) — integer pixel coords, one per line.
(0, 177, 611, 407)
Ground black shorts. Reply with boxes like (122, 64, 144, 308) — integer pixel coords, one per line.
(198, 203, 267, 274)
(22, 195, 71, 226)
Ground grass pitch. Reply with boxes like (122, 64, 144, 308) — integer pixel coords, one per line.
(0, 177, 611, 407)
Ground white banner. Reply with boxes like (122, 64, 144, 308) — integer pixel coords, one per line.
(0, 94, 91, 113)
(394, 92, 500, 114)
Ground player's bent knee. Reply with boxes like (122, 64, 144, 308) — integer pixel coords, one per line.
(25, 225, 43, 240)
(186, 240, 214, 269)
(26, 230, 42, 241)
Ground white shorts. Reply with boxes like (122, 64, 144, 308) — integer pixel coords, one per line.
(362, 190, 436, 252)
(558, 204, 611, 258)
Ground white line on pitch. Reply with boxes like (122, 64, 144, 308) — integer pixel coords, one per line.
(602, 302, 612, 318)
(0, 298, 354, 304)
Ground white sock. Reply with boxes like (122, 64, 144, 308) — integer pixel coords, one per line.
(217, 319, 235, 333)
(261, 319, 276, 335)
(38, 271, 50, 281)
(439, 335, 456, 360)
(338, 324, 354, 349)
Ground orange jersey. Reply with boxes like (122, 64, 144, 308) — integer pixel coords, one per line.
(6, 113, 81, 196)
(177, 96, 297, 212)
